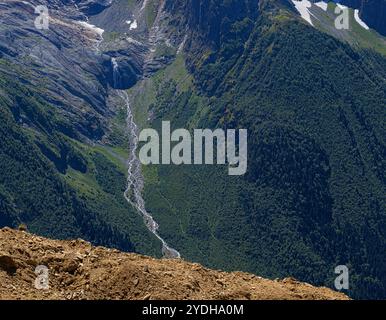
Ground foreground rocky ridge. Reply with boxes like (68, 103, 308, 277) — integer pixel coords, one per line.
(0, 228, 348, 300)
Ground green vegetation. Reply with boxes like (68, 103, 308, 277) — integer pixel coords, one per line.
(131, 2, 386, 299)
(315, 2, 386, 56)
(0, 66, 161, 257)
(102, 31, 121, 42)
(144, 0, 161, 27)
(1, 0, 385, 300)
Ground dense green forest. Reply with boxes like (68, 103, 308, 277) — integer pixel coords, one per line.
(1, 0, 385, 300)
(131, 0, 386, 299)
(0, 70, 161, 257)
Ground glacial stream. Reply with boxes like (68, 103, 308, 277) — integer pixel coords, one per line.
(112, 58, 181, 259)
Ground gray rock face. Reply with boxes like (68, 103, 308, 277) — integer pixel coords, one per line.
(0, 0, 111, 139)
(0, 254, 17, 275)
(164, 0, 260, 47)
(100, 32, 149, 89)
(0, 0, 178, 139)
(77, 0, 113, 15)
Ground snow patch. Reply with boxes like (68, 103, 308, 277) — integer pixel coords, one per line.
(354, 9, 369, 30)
(315, 1, 328, 11)
(21, 1, 34, 8)
(130, 20, 138, 30)
(126, 20, 138, 30)
(76, 21, 104, 37)
(336, 3, 348, 10)
(291, 0, 314, 26)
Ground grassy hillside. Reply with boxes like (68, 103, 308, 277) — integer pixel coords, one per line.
(311, 2, 386, 56)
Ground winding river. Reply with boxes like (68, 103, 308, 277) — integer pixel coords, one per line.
(112, 58, 181, 259)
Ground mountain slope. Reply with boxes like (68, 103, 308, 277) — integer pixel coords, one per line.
(130, 0, 386, 299)
(0, 0, 162, 256)
(0, 0, 385, 300)
(339, 0, 386, 36)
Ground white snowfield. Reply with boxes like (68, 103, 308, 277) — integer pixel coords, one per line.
(315, 1, 328, 11)
(76, 21, 104, 37)
(336, 3, 348, 10)
(130, 20, 138, 30)
(126, 20, 138, 30)
(291, 0, 314, 26)
(292, 1, 372, 31)
(354, 9, 370, 30)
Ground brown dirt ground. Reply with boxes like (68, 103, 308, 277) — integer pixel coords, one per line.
(0, 227, 349, 300)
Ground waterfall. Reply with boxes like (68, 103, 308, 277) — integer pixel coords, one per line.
(111, 57, 120, 88)
(111, 58, 181, 259)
